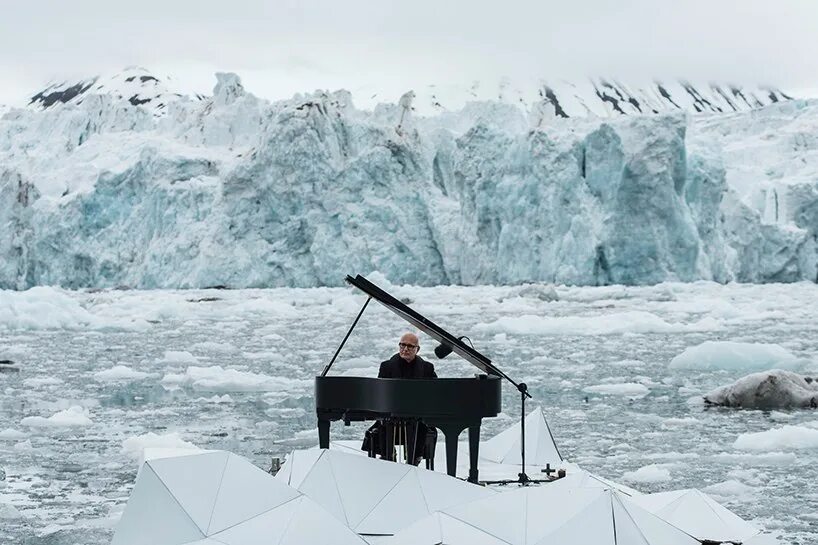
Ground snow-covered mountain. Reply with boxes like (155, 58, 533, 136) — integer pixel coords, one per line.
(22, 67, 791, 119)
(26, 67, 200, 117)
(359, 78, 792, 118)
(1, 70, 816, 289)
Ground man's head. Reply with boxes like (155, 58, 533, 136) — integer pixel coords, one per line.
(398, 332, 420, 363)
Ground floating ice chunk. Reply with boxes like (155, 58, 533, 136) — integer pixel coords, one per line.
(583, 383, 650, 397)
(661, 417, 699, 427)
(670, 341, 802, 371)
(21, 406, 92, 428)
(22, 377, 64, 387)
(704, 370, 818, 409)
(702, 479, 757, 498)
(734, 425, 818, 451)
(0, 287, 147, 331)
(158, 351, 198, 364)
(710, 452, 797, 466)
(622, 464, 672, 483)
(0, 287, 97, 330)
(194, 394, 233, 403)
(0, 428, 27, 440)
(94, 365, 155, 382)
(477, 311, 720, 336)
(121, 432, 201, 465)
(161, 365, 309, 392)
(0, 500, 22, 520)
(190, 341, 238, 354)
(509, 283, 559, 301)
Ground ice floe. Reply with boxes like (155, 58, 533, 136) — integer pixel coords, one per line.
(704, 369, 818, 409)
(670, 341, 803, 371)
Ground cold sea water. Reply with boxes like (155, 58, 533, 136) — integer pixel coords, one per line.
(1, 281, 817, 544)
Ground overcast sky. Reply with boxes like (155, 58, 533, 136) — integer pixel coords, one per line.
(2, 0, 817, 105)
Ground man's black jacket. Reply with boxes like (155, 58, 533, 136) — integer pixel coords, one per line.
(378, 353, 437, 379)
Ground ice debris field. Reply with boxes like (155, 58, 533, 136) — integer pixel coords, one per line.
(1, 279, 817, 543)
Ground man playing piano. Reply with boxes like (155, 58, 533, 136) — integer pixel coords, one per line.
(379, 332, 437, 379)
(362, 332, 438, 465)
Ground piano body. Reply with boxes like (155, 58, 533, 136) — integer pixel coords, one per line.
(315, 275, 523, 483)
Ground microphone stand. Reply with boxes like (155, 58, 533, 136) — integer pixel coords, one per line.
(518, 382, 530, 486)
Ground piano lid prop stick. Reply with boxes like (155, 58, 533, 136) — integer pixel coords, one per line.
(321, 296, 372, 377)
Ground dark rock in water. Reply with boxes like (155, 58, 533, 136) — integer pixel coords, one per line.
(704, 369, 818, 409)
(0, 360, 20, 373)
(187, 297, 221, 303)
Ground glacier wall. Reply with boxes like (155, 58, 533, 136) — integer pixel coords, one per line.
(1, 74, 817, 289)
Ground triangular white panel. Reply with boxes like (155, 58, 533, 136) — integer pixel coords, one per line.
(147, 451, 229, 534)
(561, 468, 642, 496)
(356, 470, 429, 535)
(481, 407, 561, 466)
(616, 495, 700, 545)
(331, 440, 368, 455)
(211, 496, 301, 545)
(280, 496, 368, 545)
(328, 450, 411, 528)
(631, 489, 758, 542)
(525, 485, 602, 543)
(112, 464, 205, 545)
(274, 454, 294, 484)
(445, 487, 525, 545)
(611, 495, 652, 545)
(416, 466, 495, 513)
(743, 533, 783, 545)
(439, 513, 514, 545)
(533, 492, 615, 545)
(278, 449, 324, 487)
(389, 512, 444, 545)
(208, 453, 301, 534)
(297, 454, 348, 525)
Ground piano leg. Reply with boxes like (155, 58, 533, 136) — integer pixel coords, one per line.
(443, 427, 459, 478)
(318, 419, 330, 449)
(383, 420, 396, 462)
(468, 425, 480, 484)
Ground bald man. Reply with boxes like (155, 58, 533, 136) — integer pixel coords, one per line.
(378, 332, 437, 379)
(363, 332, 437, 465)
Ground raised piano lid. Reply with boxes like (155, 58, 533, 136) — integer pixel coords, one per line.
(345, 274, 519, 387)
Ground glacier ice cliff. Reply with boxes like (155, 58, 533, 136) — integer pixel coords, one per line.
(1, 71, 817, 289)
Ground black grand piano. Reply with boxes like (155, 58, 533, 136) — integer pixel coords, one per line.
(315, 275, 528, 483)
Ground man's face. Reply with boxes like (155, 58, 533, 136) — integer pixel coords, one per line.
(398, 334, 420, 362)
